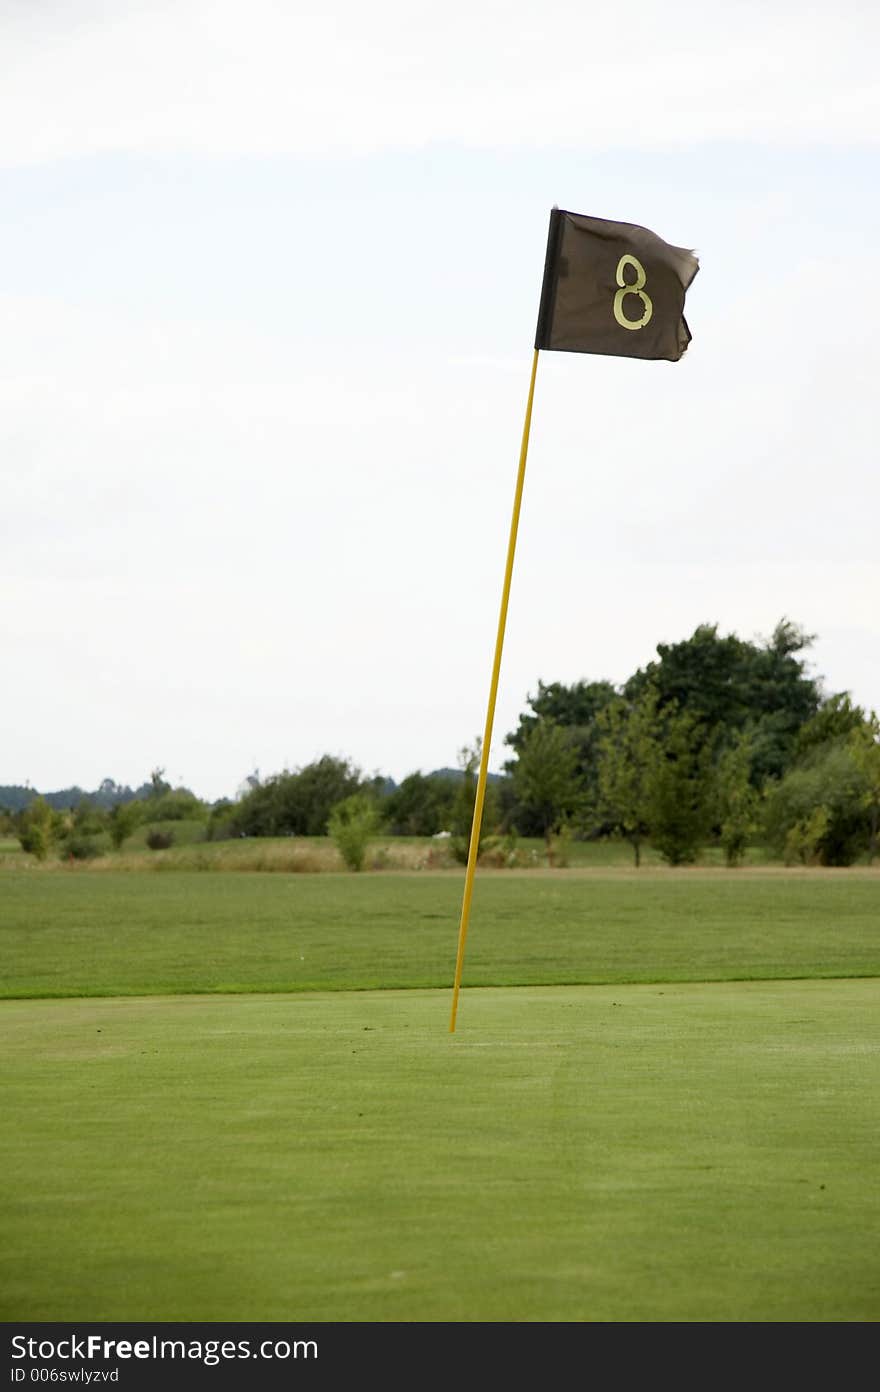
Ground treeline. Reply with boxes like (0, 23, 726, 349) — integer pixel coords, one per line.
(219, 618, 880, 867)
(500, 619, 879, 867)
(0, 776, 155, 815)
(6, 770, 208, 862)
(5, 620, 879, 868)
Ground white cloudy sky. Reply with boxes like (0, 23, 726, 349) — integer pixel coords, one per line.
(2, 0, 879, 802)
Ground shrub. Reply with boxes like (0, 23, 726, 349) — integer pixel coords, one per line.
(108, 801, 140, 850)
(144, 789, 207, 822)
(549, 821, 573, 867)
(764, 741, 870, 866)
(145, 828, 175, 851)
(328, 794, 380, 872)
(783, 806, 829, 866)
(16, 797, 59, 862)
(63, 835, 101, 861)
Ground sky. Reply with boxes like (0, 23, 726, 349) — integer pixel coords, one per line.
(2, 0, 879, 803)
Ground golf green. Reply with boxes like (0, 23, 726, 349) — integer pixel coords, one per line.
(2, 979, 878, 1322)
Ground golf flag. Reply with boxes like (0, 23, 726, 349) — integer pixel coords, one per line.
(449, 207, 699, 1033)
(535, 208, 699, 362)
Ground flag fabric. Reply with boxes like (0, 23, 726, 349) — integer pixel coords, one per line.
(534, 208, 699, 362)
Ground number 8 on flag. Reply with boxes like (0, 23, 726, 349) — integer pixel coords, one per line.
(535, 208, 699, 362)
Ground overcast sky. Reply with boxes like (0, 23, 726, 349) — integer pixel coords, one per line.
(3, 1, 879, 802)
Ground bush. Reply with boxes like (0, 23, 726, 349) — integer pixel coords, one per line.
(328, 794, 380, 872)
(450, 834, 500, 866)
(764, 741, 870, 866)
(549, 822, 573, 867)
(206, 800, 236, 842)
(233, 757, 363, 837)
(108, 801, 140, 850)
(16, 797, 60, 862)
(144, 790, 207, 822)
(145, 828, 175, 851)
(63, 835, 102, 861)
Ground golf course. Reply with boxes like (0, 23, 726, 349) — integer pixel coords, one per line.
(2, 861, 878, 1322)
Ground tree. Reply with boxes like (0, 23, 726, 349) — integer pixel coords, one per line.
(763, 741, 871, 867)
(94, 778, 138, 809)
(625, 623, 750, 726)
(595, 688, 662, 868)
(512, 720, 583, 863)
(16, 797, 59, 861)
(625, 618, 820, 784)
(848, 712, 880, 864)
(280, 756, 363, 835)
(206, 799, 236, 842)
(384, 772, 459, 836)
(783, 805, 830, 867)
(648, 706, 716, 866)
(737, 619, 822, 783)
(328, 794, 381, 871)
(450, 739, 499, 865)
(796, 692, 869, 758)
(109, 801, 140, 850)
(505, 679, 617, 830)
(144, 788, 206, 822)
(714, 733, 761, 866)
(71, 797, 106, 836)
(232, 756, 363, 837)
(149, 767, 171, 797)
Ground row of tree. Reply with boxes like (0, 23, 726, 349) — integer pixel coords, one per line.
(503, 621, 879, 866)
(5, 620, 879, 867)
(7, 769, 207, 861)
(224, 619, 878, 867)
(0, 776, 160, 815)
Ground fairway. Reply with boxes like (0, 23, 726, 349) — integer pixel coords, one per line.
(2, 867, 879, 998)
(2, 980, 879, 1322)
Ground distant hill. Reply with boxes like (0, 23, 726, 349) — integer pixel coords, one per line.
(426, 768, 506, 783)
(0, 768, 507, 816)
(0, 779, 157, 813)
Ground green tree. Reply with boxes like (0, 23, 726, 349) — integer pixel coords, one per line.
(109, 801, 141, 850)
(328, 794, 382, 872)
(206, 799, 236, 842)
(595, 688, 662, 868)
(648, 707, 716, 866)
(783, 805, 830, 866)
(512, 720, 583, 863)
(384, 772, 459, 836)
(795, 691, 868, 758)
(505, 679, 616, 831)
(625, 618, 820, 784)
(625, 623, 750, 725)
(450, 739, 499, 866)
(715, 733, 761, 866)
(145, 788, 207, 822)
(16, 797, 59, 861)
(71, 798, 106, 836)
(763, 742, 871, 866)
(149, 767, 171, 797)
(233, 757, 363, 837)
(849, 712, 880, 864)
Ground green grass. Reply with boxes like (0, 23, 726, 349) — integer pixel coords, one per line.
(2, 980, 878, 1321)
(5, 830, 790, 873)
(512, 836, 779, 869)
(0, 837, 28, 867)
(1, 867, 878, 1000)
(3, 867, 878, 1322)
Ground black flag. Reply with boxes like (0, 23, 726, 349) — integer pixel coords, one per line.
(535, 208, 698, 362)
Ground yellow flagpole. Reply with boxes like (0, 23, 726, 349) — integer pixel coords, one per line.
(449, 347, 540, 1033)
